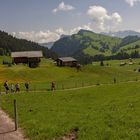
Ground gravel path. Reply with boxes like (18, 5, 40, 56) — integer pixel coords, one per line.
(0, 109, 26, 140)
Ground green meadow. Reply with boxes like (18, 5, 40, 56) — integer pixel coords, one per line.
(1, 57, 140, 91)
(0, 57, 140, 139)
(0, 83, 140, 140)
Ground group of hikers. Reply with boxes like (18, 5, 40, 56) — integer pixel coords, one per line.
(3, 80, 56, 94)
(3, 80, 29, 94)
(3, 78, 117, 94)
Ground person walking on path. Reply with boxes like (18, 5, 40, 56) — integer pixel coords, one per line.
(15, 83, 20, 93)
(25, 81, 29, 92)
(10, 83, 15, 93)
(4, 80, 9, 94)
(51, 81, 56, 91)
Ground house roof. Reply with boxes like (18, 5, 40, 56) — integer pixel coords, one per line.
(11, 51, 43, 58)
(58, 57, 77, 62)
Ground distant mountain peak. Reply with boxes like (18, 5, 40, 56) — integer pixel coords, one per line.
(78, 29, 94, 34)
(101, 30, 140, 38)
(60, 34, 70, 39)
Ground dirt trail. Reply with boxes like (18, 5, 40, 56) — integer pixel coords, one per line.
(1, 80, 139, 95)
(0, 109, 26, 140)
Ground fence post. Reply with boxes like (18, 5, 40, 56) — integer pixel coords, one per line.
(75, 83, 77, 88)
(0, 86, 1, 95)
(14, 99, 18, 131)
(34, 85, 36, 93)
(56, 84, 58, 90)
(62, 84, 64, 90)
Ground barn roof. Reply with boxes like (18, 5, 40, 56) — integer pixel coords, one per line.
(58, 57, 77, 62)
(11, 51, 43, 58)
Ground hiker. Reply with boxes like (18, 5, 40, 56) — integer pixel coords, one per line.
(15, 83, 20, 93)
(25, 82, 29, 92)
(4, 80, 9, 94)
(51, 81, 56, 91)
(10, 84, 15, 93)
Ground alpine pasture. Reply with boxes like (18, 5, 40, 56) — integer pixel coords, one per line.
(0, 56, 140, 140)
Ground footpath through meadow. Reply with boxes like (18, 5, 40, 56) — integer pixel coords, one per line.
(0, 109, 26, 140)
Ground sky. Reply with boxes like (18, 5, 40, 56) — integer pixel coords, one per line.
(0, 0, 140, 43)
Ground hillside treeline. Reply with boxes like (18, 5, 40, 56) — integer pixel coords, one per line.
(75, 50, 140, 64)
(0, 30, 58, 59)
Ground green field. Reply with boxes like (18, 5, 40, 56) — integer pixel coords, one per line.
(0, 82, 140, 140)
(0, 57, 140, 140)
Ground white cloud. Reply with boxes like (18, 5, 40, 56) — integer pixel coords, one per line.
(125, 0, 140, 6)
(13, 31, 60, 43)
(12, 6, 122, 43)
(12, 24, 93, 43)
(136, 29, 140, 32)
(87, 5, 122, 31)
(52, 1, 75, 13)
(55, 27, 66, 35)
(111, 12, 122, 23)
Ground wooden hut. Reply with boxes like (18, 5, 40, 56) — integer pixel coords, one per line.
(57, 57, 78, 67)
(11, 51, 43, 68)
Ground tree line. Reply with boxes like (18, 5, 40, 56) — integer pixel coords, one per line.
(0, 30, 58, 59)
(74, 50, 140, 64)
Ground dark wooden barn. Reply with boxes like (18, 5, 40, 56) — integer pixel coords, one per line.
(11, 51, 43, 68)
(57, 57, 78, 67)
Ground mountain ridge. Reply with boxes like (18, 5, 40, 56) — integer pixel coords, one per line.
(101, 30, 140, 38)
(51, 29, 140, 63)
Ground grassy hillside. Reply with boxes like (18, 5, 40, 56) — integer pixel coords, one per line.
(79, 30, 121, 50)
(83, 46, 111, 56)
(1, 56, 140, 91)
(119, 40, 140, 54)
(0, 82, 140, 140)
(0, 56, 140, 139)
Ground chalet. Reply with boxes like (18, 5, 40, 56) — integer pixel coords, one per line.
(57, 57, 78, 67)
(11, 51, 43, 68)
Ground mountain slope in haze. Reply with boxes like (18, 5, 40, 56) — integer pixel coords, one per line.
(102, 30, 140, 38)
(40, 42, 54, 49)
(0, 30, 57, 59)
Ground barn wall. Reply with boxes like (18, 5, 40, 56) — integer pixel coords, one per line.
(13, 57, 41, 64)
(14, 57, 28, 64)
(57, 60, 77, 67)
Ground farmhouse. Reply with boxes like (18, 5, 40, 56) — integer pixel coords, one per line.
(57, 57, 78, 67)
(11, 51, 43, 68)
